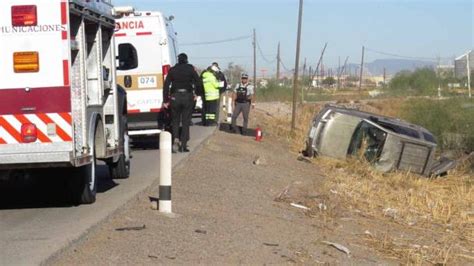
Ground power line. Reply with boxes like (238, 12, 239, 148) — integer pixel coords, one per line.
(365, 47, 447, 61)
(180, 35, 252, 46)
(280, 60, 291, 72)
(256, 38, 276, 64)
(192, 55, 253, 59)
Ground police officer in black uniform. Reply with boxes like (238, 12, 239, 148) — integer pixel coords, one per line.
(163, 53, 202, 152)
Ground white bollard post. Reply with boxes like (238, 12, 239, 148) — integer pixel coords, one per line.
(159, 131, 172, 213)
(226, 96, 232, 123)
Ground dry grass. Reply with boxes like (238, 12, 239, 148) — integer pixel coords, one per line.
(255, 99, 474, 265)
(316, 156, 473, 264)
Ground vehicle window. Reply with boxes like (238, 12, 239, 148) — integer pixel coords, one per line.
(117, 43, 138, 70)
(423, 132, 436, 143)
(348, 121, 387, 163)
(378, 121, 419, 139)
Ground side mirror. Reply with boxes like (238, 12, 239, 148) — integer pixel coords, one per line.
(117, 43, 138, 70)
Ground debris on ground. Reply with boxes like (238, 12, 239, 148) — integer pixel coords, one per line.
(253, 155, 267, 166)
(383, 208, 398, 219)
(274, 185, 291, 202)
(115, 225, 146, 232)
(194, 229, 207, 234)
(297, 155, 312, 163)
(318, 203, 327, 211)
(290, 203, 310, 211)
(321, 241, 351, 256)
(263, 243, 279, 247)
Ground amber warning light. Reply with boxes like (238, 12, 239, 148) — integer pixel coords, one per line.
(11, 5, 37, 26)
(14, 52, 40, 73)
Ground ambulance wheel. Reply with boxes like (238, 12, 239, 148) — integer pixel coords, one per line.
(109, 117, 130, 179)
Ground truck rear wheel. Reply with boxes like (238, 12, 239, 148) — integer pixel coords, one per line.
(69, 121, 100, 205)
(109, 116, 130, 179)
(69, 158, 97, 205)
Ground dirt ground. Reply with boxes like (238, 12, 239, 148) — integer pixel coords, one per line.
(49, 102, 473, 265)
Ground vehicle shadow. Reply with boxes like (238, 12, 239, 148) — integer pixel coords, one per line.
(0, 165, 117, 210)
(131, 135, 160, 150)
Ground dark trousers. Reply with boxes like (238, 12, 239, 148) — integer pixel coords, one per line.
(204, 99, 219, 125)
(171, 92, 194, 145)
(231, 102, 250, 133)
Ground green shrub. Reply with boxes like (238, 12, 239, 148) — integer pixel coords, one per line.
(389, 68, 438, 96)
(401, 98, 474, 151)
(256, 80, 293, 102)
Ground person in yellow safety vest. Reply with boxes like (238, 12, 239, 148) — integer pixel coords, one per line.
(201, 65, 220, 126)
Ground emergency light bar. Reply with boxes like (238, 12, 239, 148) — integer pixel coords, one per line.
(112, 6, 135, 16)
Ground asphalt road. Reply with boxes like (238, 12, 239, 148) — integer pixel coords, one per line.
(0, 122, 214, 266)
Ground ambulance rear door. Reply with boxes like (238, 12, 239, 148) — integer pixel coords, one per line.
(115, 14, 164, 115)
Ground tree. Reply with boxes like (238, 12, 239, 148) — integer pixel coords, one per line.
(322, 76, 336, 86)
(389, 68, 437, 95)
(223, 63, 247, 87)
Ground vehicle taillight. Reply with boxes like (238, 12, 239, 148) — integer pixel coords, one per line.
(11, 5, 37, 27)
(21, 123, 37, 143)
(13, 52, 40, 73)
(162, 64, 171, 84)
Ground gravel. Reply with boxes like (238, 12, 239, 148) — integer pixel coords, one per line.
(49, 127, 391, 265)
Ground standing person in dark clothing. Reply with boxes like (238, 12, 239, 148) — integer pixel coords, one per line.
(163, 53, 202, 153)
(231, 73, 255, 135)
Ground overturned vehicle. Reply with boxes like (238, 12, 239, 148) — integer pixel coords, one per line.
(303, 105, 454, 176)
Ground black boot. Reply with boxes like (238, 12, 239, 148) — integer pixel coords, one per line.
(179, 143, 190, 153)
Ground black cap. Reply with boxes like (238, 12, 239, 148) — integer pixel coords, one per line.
(212, 62, 219, 67)
(178, 53, 188, 64)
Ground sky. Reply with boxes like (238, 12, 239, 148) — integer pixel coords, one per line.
(113, 0, 473, 74)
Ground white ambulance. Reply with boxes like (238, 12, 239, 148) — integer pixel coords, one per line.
(113, 8, 178, 135)
(0, 0, 136, 204)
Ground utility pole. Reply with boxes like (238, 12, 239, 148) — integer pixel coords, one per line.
(301, 57, 307, 103)
(340, 56, 349, 89)
(437, 56, 442, 98)
(276, 42, 281, 80)
(383, 67, 386, 89)
(337, 56, 341, 90)
(308, 66, 313, 86)
(253, 28, 257, 92)
(310, 42, 328, 86)
(291, 0, 303, 131)
(467, 50, 472, 98)
(359, 45, 365, 91)
(303, 58, 307, 78)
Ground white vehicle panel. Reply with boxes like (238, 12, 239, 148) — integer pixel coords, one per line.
(127, 90, 162, 112)
(0, 0, 65, 89)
